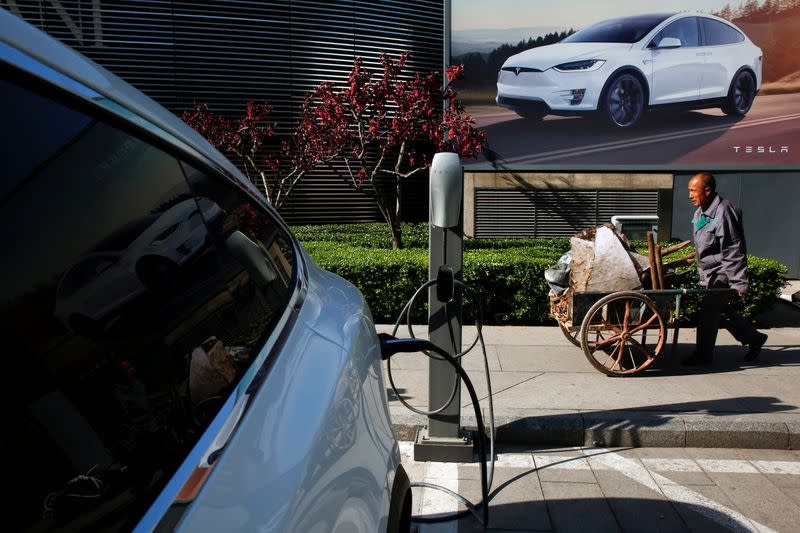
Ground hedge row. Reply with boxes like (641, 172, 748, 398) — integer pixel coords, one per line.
(293, 222, 571, 253)
(299, 230, 787, 325)
(302, 242, 561, 324)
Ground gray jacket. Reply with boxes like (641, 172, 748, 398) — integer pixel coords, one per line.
(691, 194, 748, 291)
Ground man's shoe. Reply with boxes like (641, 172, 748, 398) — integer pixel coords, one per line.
(683, 353, 712, 366)
(745, 332, 768, 362)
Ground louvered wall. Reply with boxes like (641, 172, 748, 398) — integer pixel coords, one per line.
(474, 189, 660, 238)
(3, 0, 442, 224)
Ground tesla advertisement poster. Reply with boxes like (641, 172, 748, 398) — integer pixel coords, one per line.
(451, 0, 799, 170)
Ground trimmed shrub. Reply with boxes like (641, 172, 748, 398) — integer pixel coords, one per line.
(293, 223, 429, 249)
(300, 231, 787, 326)
(302, 241, 562, 324)
(294, 222, 571, 253)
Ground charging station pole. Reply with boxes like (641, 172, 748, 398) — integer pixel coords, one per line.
(414, 152, 473, 462)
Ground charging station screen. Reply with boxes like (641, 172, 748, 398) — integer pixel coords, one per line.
(451, 0, 800, 170)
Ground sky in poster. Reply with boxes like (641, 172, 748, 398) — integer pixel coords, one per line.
(453, 0, 739, 30)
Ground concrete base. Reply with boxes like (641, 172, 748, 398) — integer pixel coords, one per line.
(414, 426, 474, 462)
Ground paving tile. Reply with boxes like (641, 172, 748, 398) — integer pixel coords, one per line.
(532, 451, 597, 484)
(663, 485, 748, 533)
(686, 448, 796, 461)
(458, 467, 550, 532)
(495, 344, 594, 373)
(781, 487, 800, 507)
(702, 471, 800, 533)
(636, 455, 717, 487)
(540, 481, 621, 533)
(591, 467, 688, 533)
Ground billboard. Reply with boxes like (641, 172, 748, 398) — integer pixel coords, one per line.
(451, 0, 800, 170)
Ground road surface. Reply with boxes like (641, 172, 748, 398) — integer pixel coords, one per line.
(468, 93, 799, 168)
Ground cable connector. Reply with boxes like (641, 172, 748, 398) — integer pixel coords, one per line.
(436, 265, 455, 303)
(378, 333, 433, 360)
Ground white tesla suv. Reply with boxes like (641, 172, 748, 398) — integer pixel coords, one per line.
(496, 12, 762, 128)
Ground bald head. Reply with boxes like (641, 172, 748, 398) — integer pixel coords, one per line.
(688, 172, 716, 210)
(692, 172, 716, 192)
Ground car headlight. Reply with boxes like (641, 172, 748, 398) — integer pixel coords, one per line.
(552, 60, 605, 73)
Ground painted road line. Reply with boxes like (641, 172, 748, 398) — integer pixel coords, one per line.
(533, 454, 591, 470)
(418, 461, 459, 533)
(495, 452, 535, 468)
(587, 449, 777, 533)
(584, 450, 662, 493)
(696, 459, 760, 474)
(641, 458, 703, 472)
(751, 461, 800, 476)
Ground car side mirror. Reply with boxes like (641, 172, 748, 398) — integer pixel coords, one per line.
(656, 37, 682, 49)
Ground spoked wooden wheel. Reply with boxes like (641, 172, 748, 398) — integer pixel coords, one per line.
(559, 322, 581, 347)
(579, 291, 666, 376)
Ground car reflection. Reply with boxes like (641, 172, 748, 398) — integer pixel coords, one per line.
(54, 198, 222, 335)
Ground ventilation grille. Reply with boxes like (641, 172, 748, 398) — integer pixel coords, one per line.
(4, 0, 442, 225)
(475, 189, 660, 238)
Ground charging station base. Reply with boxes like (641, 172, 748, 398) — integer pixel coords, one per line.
(413, 427, 474, 462)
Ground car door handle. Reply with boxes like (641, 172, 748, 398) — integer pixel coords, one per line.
(696, 52, 710, 56)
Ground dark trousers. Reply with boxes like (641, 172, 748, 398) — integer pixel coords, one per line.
(696, 286, 760, 358)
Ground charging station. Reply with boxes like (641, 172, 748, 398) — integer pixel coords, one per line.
(414, 152, 474, 462)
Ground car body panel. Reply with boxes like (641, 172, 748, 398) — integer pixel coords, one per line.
(1, 8, 401, 532)
(496, 12, 762, 120)
(172, 261, 398, 533)
(649, 45, 703, 104)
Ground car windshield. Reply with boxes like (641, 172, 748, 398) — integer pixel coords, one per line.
(563, 13, 675, 44)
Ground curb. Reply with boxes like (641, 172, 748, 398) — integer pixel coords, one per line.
(390, 408, 800, 450)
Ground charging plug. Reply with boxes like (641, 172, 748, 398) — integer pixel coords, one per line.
(378, 333, 436, 360)
(436, 265, 455, 303)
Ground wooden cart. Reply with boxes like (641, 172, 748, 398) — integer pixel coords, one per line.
(557, 288, 734, 376)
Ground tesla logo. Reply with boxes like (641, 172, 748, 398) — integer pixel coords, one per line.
(733, 145, 789, 154)
(514, 67, 522, 76)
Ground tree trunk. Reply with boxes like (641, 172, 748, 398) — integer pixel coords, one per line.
(390, 221, 402, 250)
(393, 177, 403, 250)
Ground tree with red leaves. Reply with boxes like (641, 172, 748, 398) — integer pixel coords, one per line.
(181, 102, 329, 210)
(297, 51, 487, 249)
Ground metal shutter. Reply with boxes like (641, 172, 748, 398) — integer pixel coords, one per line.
(4, 0, 442, 225)
(474, 188, 660, 238)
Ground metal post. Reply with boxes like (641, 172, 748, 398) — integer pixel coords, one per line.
(414, 154, 472, 462)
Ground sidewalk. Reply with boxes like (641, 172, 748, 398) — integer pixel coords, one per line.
(403, 443, 800, 532)
(379, 322, 800, 450)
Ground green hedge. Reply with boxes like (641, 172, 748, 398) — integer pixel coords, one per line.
(294, 222, 571, 253)
(303, 242, 562, 324)
(299, 227, 787, 325)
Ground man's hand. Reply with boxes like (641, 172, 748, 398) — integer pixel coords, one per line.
(737, 288, 748, 297)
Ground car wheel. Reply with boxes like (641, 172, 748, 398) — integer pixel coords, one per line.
(136, 255, 178, 292)
(721, 70, 755, 116)
(515, 110, 545, 121)
(603, 73, 645, 128)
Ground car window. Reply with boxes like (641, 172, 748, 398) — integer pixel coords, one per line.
(651, 17, 700, 48)
(0, 74, 294, 532)
(562, 13, 673, 43)
(701, 18, 745, 46)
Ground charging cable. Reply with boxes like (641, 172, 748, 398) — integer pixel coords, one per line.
(381, 275, 496, 527)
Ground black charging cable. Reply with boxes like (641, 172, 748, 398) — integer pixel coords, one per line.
(381, 271, 496, 528)
(379, 336, 490, 528)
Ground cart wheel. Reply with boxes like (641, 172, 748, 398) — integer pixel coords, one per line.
(579, 291, 666, 376)
(559, 322, 581, 347)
